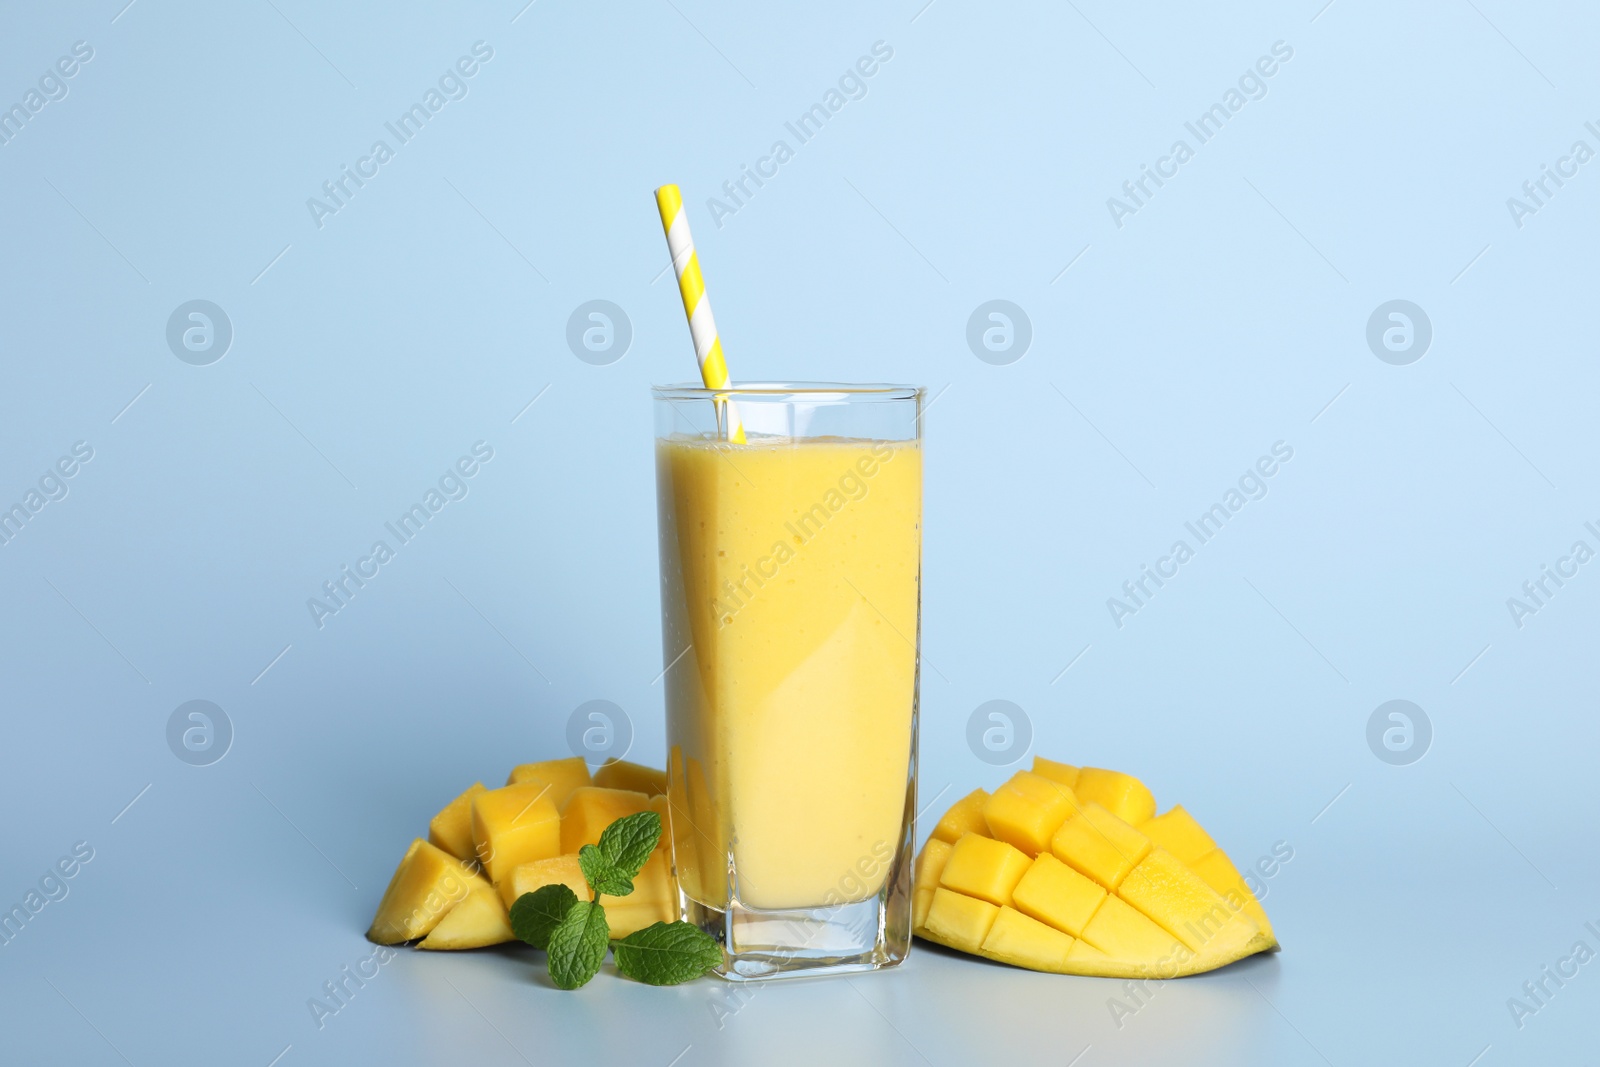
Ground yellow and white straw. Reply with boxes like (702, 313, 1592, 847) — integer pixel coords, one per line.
(655, 184, 744, 443)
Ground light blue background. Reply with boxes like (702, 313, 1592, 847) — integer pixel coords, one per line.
(2, 1, 1596, 1064)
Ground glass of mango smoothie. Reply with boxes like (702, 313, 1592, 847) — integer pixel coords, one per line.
(653, 382, 923, 980)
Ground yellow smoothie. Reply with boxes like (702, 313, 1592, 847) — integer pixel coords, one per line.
(656, 434, 921, 911)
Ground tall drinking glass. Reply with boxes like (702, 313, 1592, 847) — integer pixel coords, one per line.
(653, 382, 923, 980)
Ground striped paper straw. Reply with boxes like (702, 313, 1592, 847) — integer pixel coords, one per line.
(655, 184, 744, 443)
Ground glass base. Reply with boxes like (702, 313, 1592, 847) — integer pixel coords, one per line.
(684, 891, 910, 982)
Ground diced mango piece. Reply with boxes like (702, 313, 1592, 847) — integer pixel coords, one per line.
(427, 783, 486, 863)
(366, 839, 476, 944)
(1031, 756, 1080, 789)
(593, 759, 668, 796)
(1118, 848, 1258, 962)
(1190, 848, 1274, 940)
(912, 841, 951, 929)
(923, 888, 1000, 953)
(1051, 802, 1150, 889)
(983, 772, 1078, 856)
(1073, 767, 1156, 825)
(931, 788, 991, 844)
(470, 782, 561, 884)
(1010, 853, 1106, 938)
(915, 838, 953, 888)
(1140, 805, 1217, 865)
(505, 757, 591, 807)
(1079, 895, 1183, 963)
(981, 906, 1075, 972)
(499, 853, 592, 910)
(939, 833, 1031, 907)
(560, 786, 654, 855)
(418, 878, 514, 950)
(602, 852, 677, 938)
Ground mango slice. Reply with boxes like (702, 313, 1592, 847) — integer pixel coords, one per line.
(499, 853, 592, 910)
(419, 878, 514, 950)
(1140, 805, 1217, 865)
(506, 757, 592, 808)
(983, 772, 1078, 856)
(367, 839, 476, 944)
(931, 788, 990, 844)
(1051, 802, 1150, 890)
(1073, 768, 1157, 825)
(560, 787, 654, 855)
(939, 833, 1030, 906)
(924, 887, 999, 953)
(427, 783, 486, 863)
(1031, 756, 1079, 789)
(913, 839, 953, 928)
(1118, 848, 1257, 962)
(982, 906, 1076, 972)
(470, 782, 561, 884)
(592, 759, 668, 796)
(1189, 847, 1274, 940)
(1010, 853, 1105, 938)
(913, 760, 1277, 978)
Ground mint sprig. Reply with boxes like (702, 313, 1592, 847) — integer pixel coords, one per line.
(509, 810, 720, 989)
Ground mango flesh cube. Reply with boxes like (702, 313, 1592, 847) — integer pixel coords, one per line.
(593, 759, 668, 796)
(1051, 802, 1150, 890)
(418, 878, 514, 950)
(983, 772, 1078, 856)
(1140, 805, 1217, 865)
(915, 838, 953, 888)
(931, 788, 991, 844)
(602, 851, 677, 939)
(367, 839, 476, 944)
(913, 839, 953, 928)
(505, 756, 592, 808)
(981, 905, 1076, 972)
(1118, 848, 1257, 961)
(1073, 767, 1156, 825)
(560, 786, 653, 855)
(1189, 848, 1274, 940)
(470, 782, 561, 884)
(427, 782, 486, 863)
(938, 833, 1031, 906)
(1031, 756, 1080, 789)
(1080, 894, 1184, 963)
(923, 888, 1000, 953)
(1010, 853, 1106, 938)
(499, 853, 592, 910)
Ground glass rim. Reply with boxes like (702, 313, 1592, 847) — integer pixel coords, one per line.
(651, 381, 923, 401)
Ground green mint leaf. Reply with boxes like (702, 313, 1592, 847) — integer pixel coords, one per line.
(545, 899, 609, 990)
(508, 884, 579, 950)
(597, 811, 662, 880)
(612, 921, 721, 985)
(578, 844, 635, 897)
